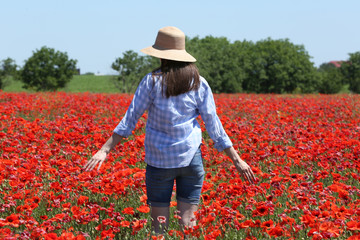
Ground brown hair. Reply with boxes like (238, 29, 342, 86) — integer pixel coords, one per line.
(153, 59, 200, 98)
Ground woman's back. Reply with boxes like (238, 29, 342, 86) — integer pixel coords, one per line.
(145, 73, 205, 168)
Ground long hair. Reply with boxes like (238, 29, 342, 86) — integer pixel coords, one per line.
(152, 59, 200, 98)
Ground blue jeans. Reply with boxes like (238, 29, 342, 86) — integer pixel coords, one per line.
(145, 147, 205, 207)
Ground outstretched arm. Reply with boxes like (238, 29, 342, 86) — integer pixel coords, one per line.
(224, 146, 256, 184)
(196, 80, 255, 184)
(83, 133, 124, 171)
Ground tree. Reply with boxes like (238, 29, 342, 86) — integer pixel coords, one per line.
(0, 58, 18, 89)
(341, 51, 360, 93)
(187, 36, 250, 93)
(20, 46, 77, 91)
(0, 67, 5, 90)
(317, 63, 344, 94)
(242, 38, 318, 93)
(111, 50, 158, 93)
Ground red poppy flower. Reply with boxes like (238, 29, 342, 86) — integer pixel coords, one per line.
(300, 214, 316, 227)
(267, 225, 284, 237)
(136, 205, 150, 213)
(238, 220, 253, 229)
(252, 205, 269, 217)
(347, 221, 360, 231)
(261, 219, 274, 229)
(100, 229, 115, 239)
(4, 214, 20, 228)
(120, 220, 130, 228)
(77, 195, 89, 205)
(122, 207, 135, 215)
(132, 219, 147, 233)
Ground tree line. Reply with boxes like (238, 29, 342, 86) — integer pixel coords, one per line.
(1, 37, 359, 93)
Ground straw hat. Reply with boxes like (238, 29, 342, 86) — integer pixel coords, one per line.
(141, 26, 196, 62)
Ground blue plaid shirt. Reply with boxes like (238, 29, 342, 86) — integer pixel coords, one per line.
(114, 72, 233, 168)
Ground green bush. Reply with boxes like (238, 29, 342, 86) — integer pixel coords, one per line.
(318, 63, 344, 94)
(20, 46, 77, 91)
(341, 52, 360, 93)
(0, 58, 18, 89)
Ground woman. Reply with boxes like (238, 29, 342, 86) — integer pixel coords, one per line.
(83, 26, 255, 234)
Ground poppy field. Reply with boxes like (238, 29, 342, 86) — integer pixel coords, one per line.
(1, 92, 360, 240)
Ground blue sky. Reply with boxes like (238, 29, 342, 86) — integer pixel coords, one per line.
(1, 0, 359, 75)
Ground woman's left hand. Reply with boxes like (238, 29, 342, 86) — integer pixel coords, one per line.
(224, 146, 256, 184)
(233, 159, 256, 184)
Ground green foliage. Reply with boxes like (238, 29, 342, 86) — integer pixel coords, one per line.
(317, 63, 344, 94)
(111, 50, 159, 93)
(0, 58, 18, 89)
(1, 58, 18, 76)
(242, 38, 318, 93)
(341, 51, 360, 93)
(187, 37, 321, 94)
(0, 69, 5, 90)
(187, 36, 250, 93)
(20, 46, 77, 91)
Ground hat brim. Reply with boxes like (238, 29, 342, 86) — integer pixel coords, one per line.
(141, 46, 196, 63)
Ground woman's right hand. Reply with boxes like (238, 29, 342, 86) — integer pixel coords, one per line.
(83, 149, 108, 171)
(82, 133, 124, 172)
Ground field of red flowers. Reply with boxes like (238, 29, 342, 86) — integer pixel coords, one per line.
(1, 92, 360, 240)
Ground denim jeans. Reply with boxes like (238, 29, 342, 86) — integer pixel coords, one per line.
(145, 147, 205, 207)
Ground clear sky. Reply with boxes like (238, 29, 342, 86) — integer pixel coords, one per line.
(1, 0, 359, 75)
